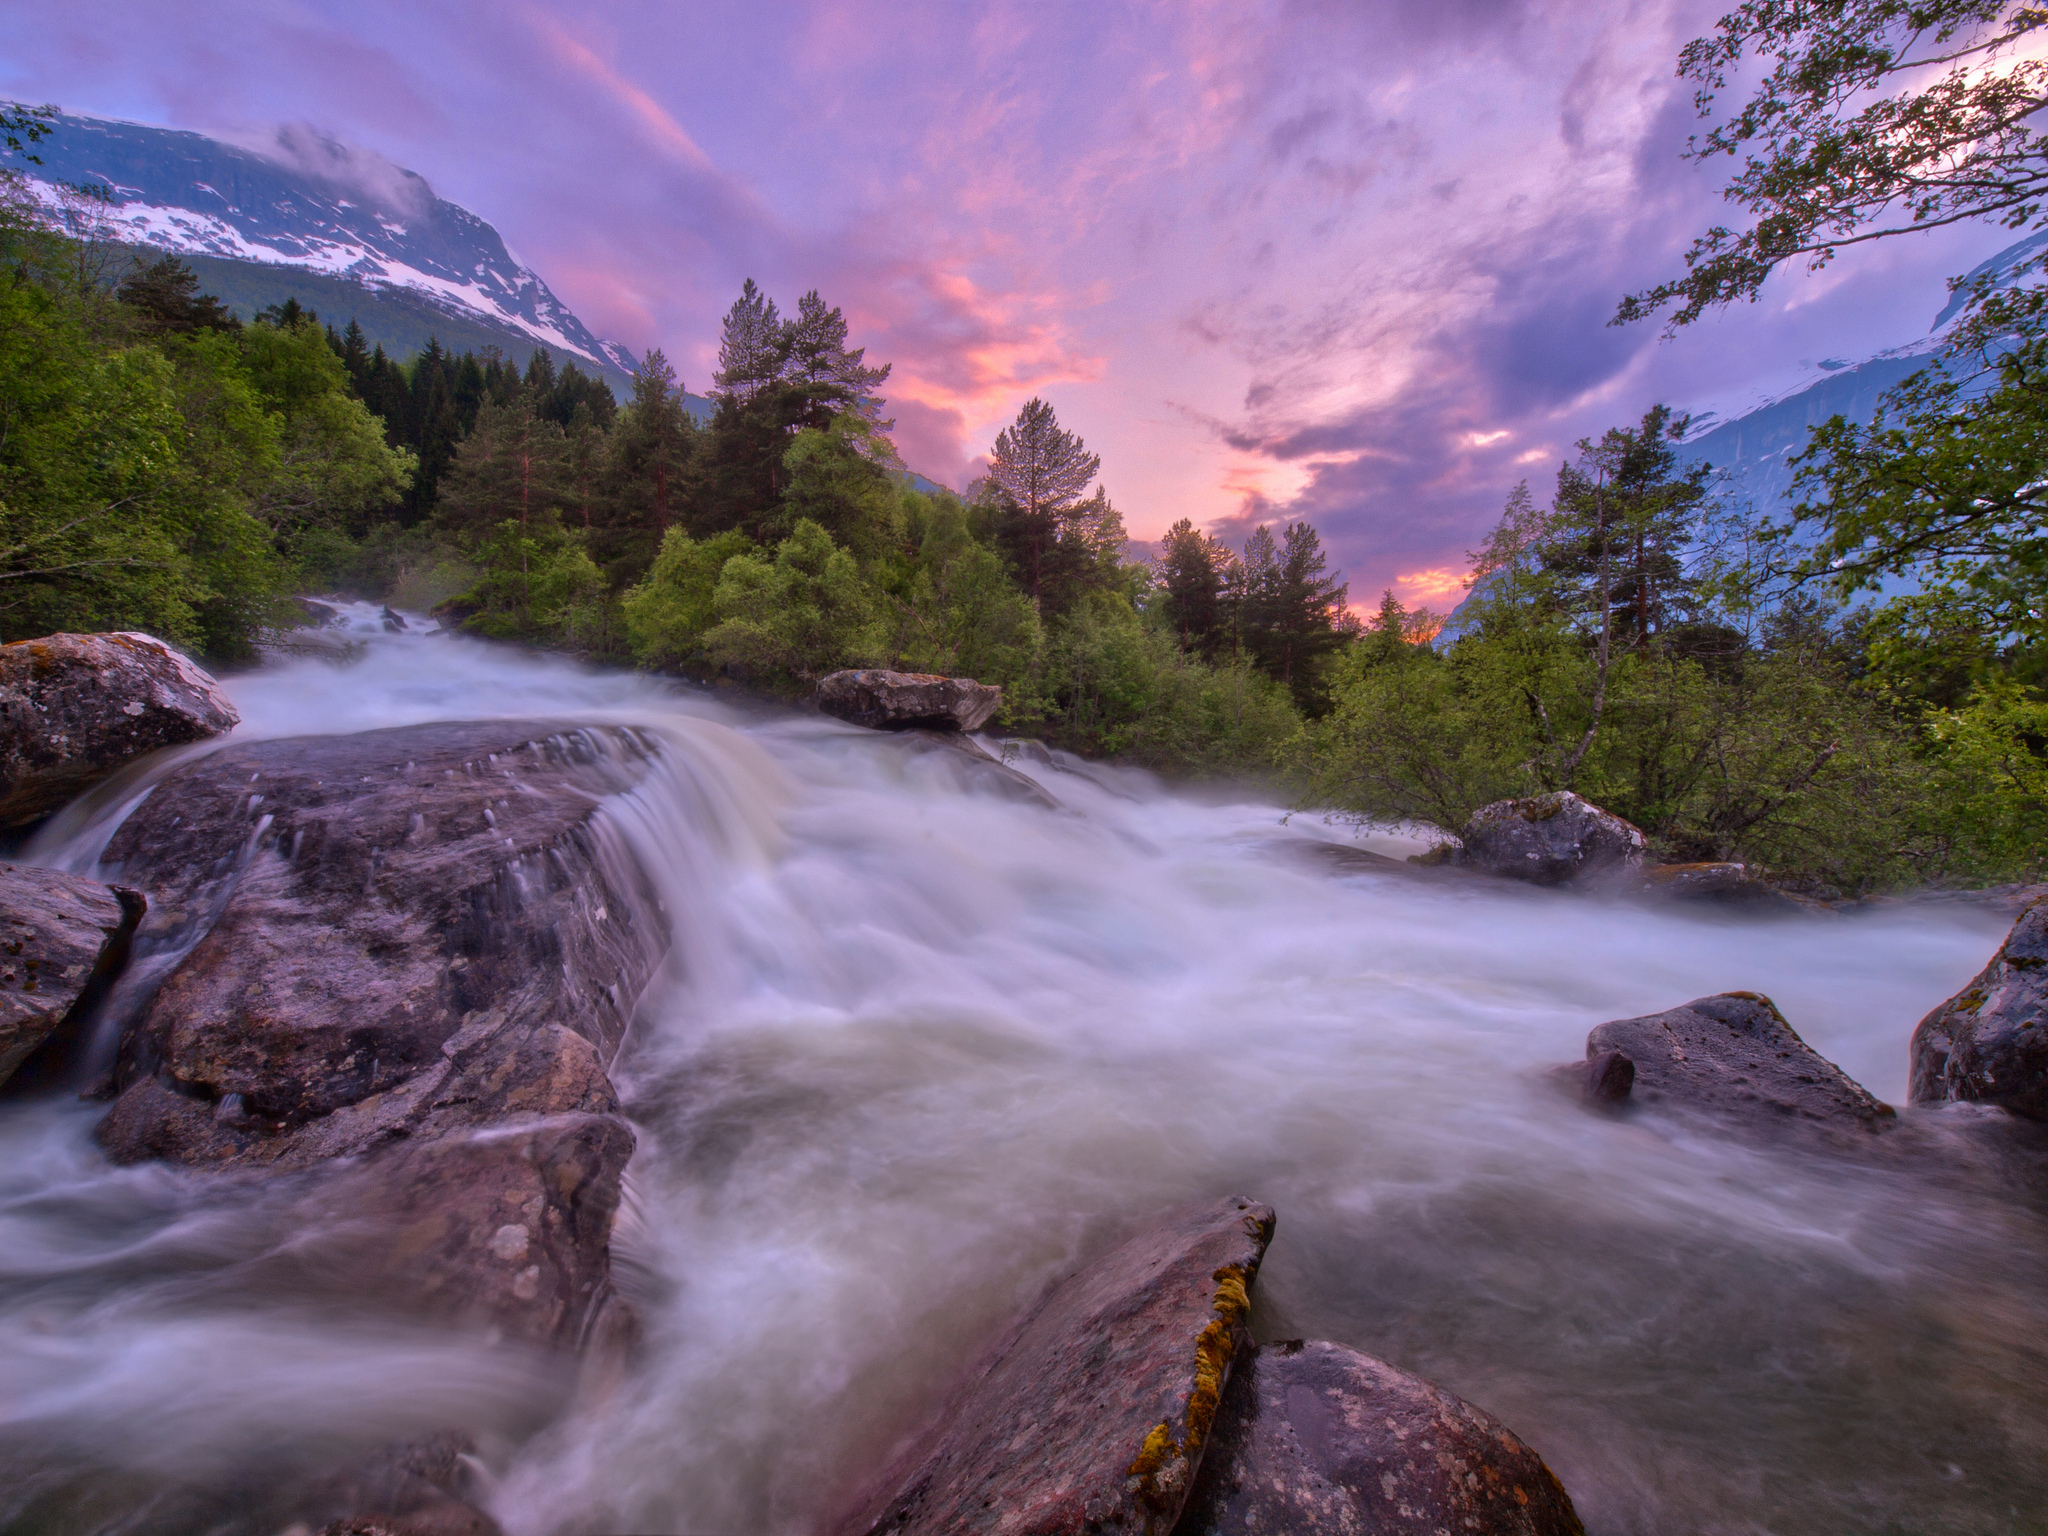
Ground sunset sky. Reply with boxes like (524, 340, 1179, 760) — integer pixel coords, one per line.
(1, 1, 2014, 606)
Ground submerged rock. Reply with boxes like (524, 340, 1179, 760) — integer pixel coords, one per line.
(0, 863, 140, 1089)
(1177, 1338, 1585, 1536)
(1636, 860, 1813, 914)
(838, 1195, 1275, 1536)
(0, 631, 240, 829)
(94, 720, 667, 1168)
(1911, 898, 2048, 1121)
(883, 729, 1060, 809)
(816, 669, 1002, 732)
(1459, 792, 1644, 887)
(1586, 992, 1893, 1140)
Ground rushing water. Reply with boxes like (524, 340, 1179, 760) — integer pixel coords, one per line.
(2, 609, 2044, 1536)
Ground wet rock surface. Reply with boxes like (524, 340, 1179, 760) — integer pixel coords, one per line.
(1459, 792, 1645, 887)
(1587, 992, 1893, 1140)
(94, 719, 667, 1167)
(1912, 898, 2048, 1121)
(0, 631, 240, 829)
(0, 863, 139, 1089)
(1176, 1339, 1585, 1536)
(840, 1195, 1276, 1536)
(817, 669, 1002, 732)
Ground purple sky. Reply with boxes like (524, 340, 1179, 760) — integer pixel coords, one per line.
(2, 1, 2012, 607)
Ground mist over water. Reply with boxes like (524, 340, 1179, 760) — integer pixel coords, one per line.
(3, 612, 2042, 1535)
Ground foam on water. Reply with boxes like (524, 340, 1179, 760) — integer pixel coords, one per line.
(2, 613, 2041, 1535)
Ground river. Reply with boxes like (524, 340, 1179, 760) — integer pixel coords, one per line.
(2, 608, 2042, 1535)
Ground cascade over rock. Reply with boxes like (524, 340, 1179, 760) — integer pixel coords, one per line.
(1458, 792, 1644, 887)
(815, 669, 1002, 732)
(0, 631, 239, 829)
(1911, 898, 2048, 1121)
(1585, 992, 1893, 1141)
(83, 717, 671, 1534)
(1177, 1339, 1585, 1536)
(0, 862, 140, 1090)
(836, 1196, 1274, 1536)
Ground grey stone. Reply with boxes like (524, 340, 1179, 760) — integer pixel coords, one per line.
(837, 1196, 1276, 1536)
(0, 862, 139, 1089)
(1636, 860, 1814, 914)
(1911, 899, 2048, 1121)
(816, 669, 1002, 732)
(1587, 992, 1893, 1141)
(0, 631, 239, 829)
(93, 720, 667, 1168)
(1459, 792, 1645, 887)
(1177, 1339, 1585, 1536)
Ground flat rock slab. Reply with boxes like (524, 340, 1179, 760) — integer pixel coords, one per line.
(842, 1195, 1276, 1536)
(1587, 992, 1893, 1141)
(0, 631, 239, 829)
(94, 720, 668, 1168)
(0, 863, 138, 1089)
(1460, 792, 1644, 887)
(1912, 898, 2048, 1121)
(817, 669, 1002, 732)
(1177, 1339, 1585, 1536)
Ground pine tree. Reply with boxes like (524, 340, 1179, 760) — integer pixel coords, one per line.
(986, 398, 1101, 602)
(334, 319, 370, 396)
(438, 393, 568, 535)
(115, 254, 238, 336)
(783, 289, 892, 434)
(1154, 517, 1238, 654)
(603, 348, 696, 574)
(713, 279, 785, 403)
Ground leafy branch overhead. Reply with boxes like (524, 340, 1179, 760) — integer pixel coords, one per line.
(1618, 0, 2048, 329)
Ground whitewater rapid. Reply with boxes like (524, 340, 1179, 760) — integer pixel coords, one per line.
(2, 610, 2041, 1535)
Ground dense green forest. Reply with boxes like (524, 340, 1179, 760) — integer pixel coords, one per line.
(1, 98, 2042, 894)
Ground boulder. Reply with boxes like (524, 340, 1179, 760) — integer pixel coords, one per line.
(1177, 1339, 1585, 1536)
(0, 632, 240, 829)
(1586, 992, 1893, 1141)
(0, 863, 141, 1089)
(838, 1195, 1275, 1536)
(1911, 898, 2048, 1121)
(94, 720, 668, 1168)
(816, 669, 1002, 733)
(1459, 792, 1644, 887)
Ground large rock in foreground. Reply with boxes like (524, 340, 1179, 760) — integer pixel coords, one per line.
(95, 720, 667, 1168)
(0, 632, 239, 829)
(1911, 899, 2048, 1121)
(0, 862, 140, 1089)
(1460, 792, 1644, 887)
(1178, 1339, 1585, 1536)
(816, 669, 1002, 732)
(839, 1195, 1275, 1536)
(1587, 992, 1893, 1141)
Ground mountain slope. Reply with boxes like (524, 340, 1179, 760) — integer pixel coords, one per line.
(9, 113, 657, 397)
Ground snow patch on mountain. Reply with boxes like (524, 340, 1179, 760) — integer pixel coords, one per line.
(10, 114, 639, 376)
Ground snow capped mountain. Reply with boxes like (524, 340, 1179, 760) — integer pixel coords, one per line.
(10, 113, 641, 379)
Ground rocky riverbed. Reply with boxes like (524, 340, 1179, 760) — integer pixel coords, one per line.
(1, 606, 2043, 1535)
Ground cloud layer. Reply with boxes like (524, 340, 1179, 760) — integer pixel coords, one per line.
(0, 0, 2009, 603)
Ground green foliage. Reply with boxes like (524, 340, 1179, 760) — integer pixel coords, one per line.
(1040, 595, 1300, 774)
(701, 519, 885, 684)
(448, 516, 609, 649)
(1620, 0, 2048, 329)
(619, 526, 757, 668)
